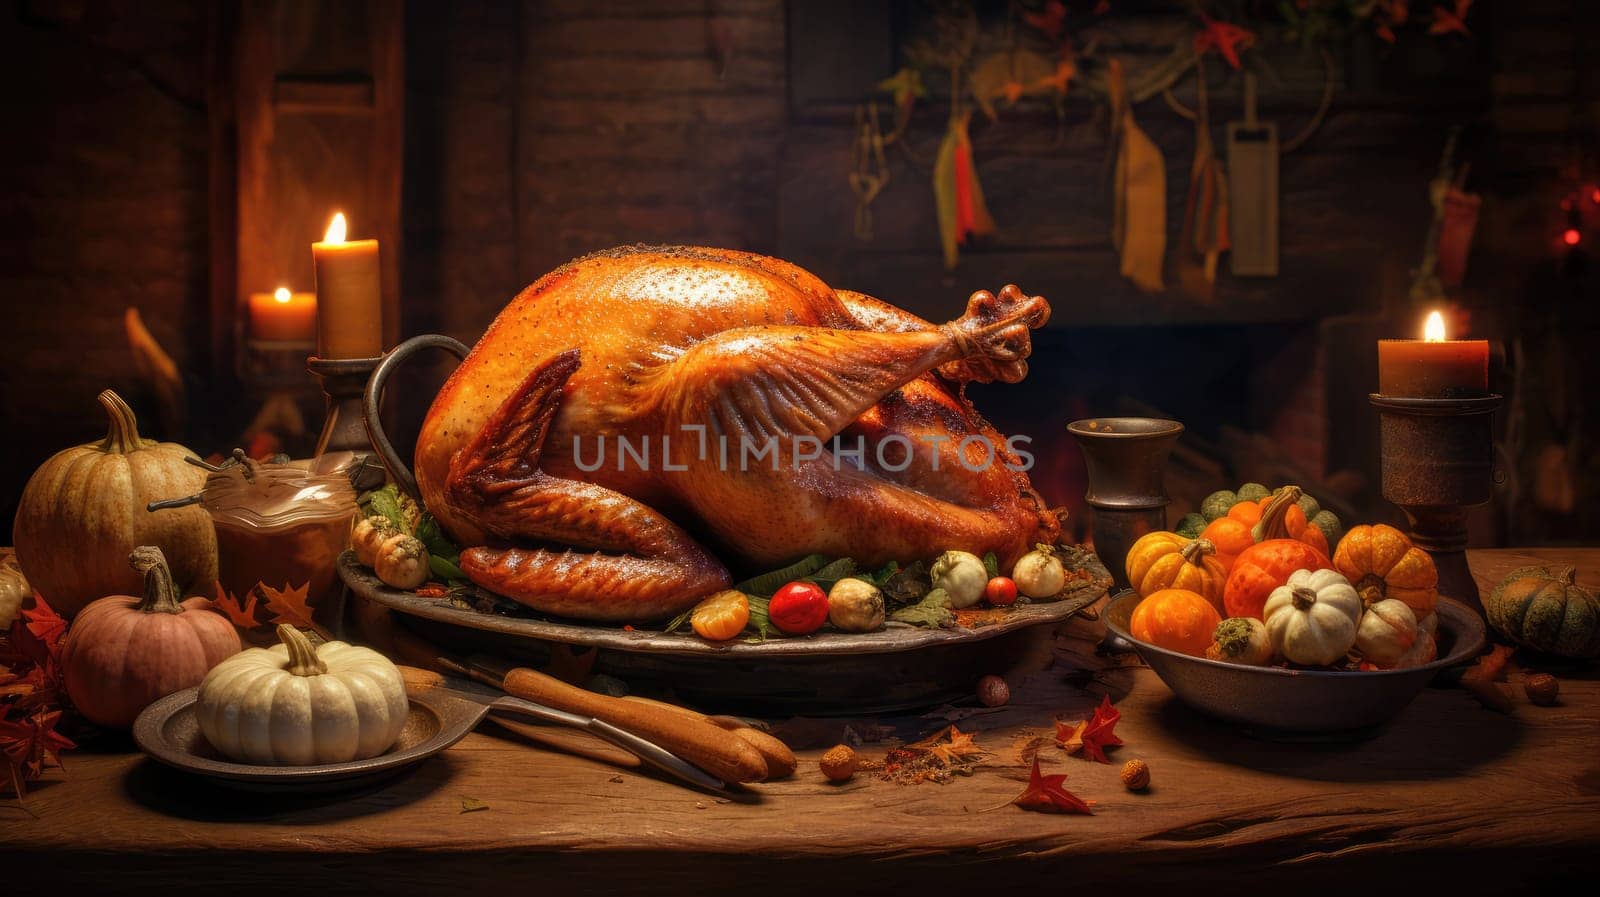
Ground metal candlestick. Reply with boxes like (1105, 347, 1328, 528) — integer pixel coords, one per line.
(308, 355, 388, 491)
(1068, 418, 1184, 591)
(1370, 393, 1502, 619)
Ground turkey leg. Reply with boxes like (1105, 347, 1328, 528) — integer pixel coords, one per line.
(641, 284, 1049, 453)
(446, 350, 729, 621)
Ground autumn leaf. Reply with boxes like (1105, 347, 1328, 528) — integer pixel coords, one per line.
(212, 583, 261, 629)
(1011, 758, 1093, 814)
(1007, 733, 1050, 767)
(11, 595, 68, 667)
(1, 708, 75, 798)
(460, 796, 489, 813)
(1193, 14, 1255, 71)
(1055, 694, 1123, 763)
(926, 725, 989, 766)
(260, 582, 317, 631)
(1021, 0, 1066, 41)
(1429, 0, 1471, 36)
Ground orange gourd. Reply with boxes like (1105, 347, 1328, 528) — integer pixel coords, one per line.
(1332, 524, 1438, 617)
(1200, 486, 1328, 570)
(1125, 532, 1227, 612)
(1224, 538, 1333, 621)
(1130, 588, 1223, 657)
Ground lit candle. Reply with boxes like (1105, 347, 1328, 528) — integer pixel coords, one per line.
(247, 287, 316, 343)
(312, 212, 383, 359)
(1377, 310, 1489, 397)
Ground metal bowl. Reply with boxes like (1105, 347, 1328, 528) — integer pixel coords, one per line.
(1103, 592, 1486, 734)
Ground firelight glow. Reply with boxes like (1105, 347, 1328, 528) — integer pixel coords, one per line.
(1424, 310, 1446, 342)
(324, 212, 348, 244)
(273, 287, 292, 304)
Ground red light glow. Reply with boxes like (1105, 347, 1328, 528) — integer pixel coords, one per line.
(1563, 228, 1582, 246)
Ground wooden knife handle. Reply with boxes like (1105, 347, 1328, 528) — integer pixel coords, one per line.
(501, 667, 768, 783)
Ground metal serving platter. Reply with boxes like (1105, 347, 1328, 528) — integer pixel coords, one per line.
(339, 551, 1111, 714)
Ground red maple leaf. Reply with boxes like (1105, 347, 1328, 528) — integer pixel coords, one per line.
(260, 581, 318, 632)
(9, 594, 68, 668)
(1193, 14, 1255, 71)
(212, 583, 262, 629)
(1011, 757, 1093, 814)
(1022, 1, 1067, 41)
(1429, 0, 1471, 36)
(1054, 694, 1124, 763)
(1, 708, 75, 798)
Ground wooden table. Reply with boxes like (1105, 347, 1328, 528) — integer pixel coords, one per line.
(5, 549, 1598, 895)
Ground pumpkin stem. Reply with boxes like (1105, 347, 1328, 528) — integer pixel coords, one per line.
(97, 390, 145, 454)
(1290, 585, 1318, 611)
(129, 546, 183, 614)
(1356, 573, 1387, 608)
(1181, 539, 1217, 566)
(277, 624, 328, 677)
(1252, 486, 1302, 543)
(1558, 566, 1578, 586)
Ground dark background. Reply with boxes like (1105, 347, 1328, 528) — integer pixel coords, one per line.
(1, 0, 1596, 546)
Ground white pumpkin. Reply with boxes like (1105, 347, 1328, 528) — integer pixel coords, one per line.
(1356, 598, 1420, 667)
(196, 624, 408, 765)
(1263, 568, 1362, 666)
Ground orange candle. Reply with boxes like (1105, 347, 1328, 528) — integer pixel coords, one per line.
(1378, 311, 1488, 397)
(312, 212, 383, 359)
(247, 287, 316, 343)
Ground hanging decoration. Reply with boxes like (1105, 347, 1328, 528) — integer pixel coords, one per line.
(1176, 58, 1229, 300)
(1107, 58, 1166, 293)
(934, 111, 997, 270)
(1436, 166, 1481, 287)
(840, 1, 1474, 277)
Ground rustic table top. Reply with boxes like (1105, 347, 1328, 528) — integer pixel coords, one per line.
(5, 548, 1598, 895)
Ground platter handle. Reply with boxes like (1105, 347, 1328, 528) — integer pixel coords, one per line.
(363, 334, 470, 501)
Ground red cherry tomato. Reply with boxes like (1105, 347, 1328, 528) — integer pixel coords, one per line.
(768, 581, 829, 634)
(984, 576, 1019, 606)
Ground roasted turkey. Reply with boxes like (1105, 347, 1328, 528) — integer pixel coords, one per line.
(416, 246, 1058, 622)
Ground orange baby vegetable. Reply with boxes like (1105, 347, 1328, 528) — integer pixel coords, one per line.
(690, 589, 750, 641)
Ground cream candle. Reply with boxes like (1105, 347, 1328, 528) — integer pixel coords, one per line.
(1377, 310, 1488, 398)
(248, 287, 316, 343)
(312, 212, 383, 359)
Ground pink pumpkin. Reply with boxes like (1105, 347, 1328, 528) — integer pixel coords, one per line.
(61, 546, 241, 728)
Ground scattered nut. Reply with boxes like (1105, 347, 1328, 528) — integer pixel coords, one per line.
(1120, 758, 1150, 792)
(819, 744, 859, 782)
(1524, 673, 1560, 706)
(977, 674, 1010, 707)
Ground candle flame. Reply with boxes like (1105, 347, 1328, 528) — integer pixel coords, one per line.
(1424, 310, 1446, 342)
(273, 287, 292, 304)
(324, 212, 348, 244)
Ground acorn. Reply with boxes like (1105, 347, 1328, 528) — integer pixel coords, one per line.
(819, 744, 859, 782)
(1120, 758, 1150, 792)
(1524, 673, 1560, 707)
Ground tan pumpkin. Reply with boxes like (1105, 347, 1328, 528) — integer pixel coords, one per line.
(0, 548, 28, 630)
(60, 546, 241, 728)
(1125, 532, 1227, 612)
(1332, 524, 1437, 617)
(14, 390, 217, 617)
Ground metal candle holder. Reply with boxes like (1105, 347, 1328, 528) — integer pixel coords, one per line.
(1068, 418, 1184, 591)
(1370, 393, 1502, 619)
(308, 355, 388, 491)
